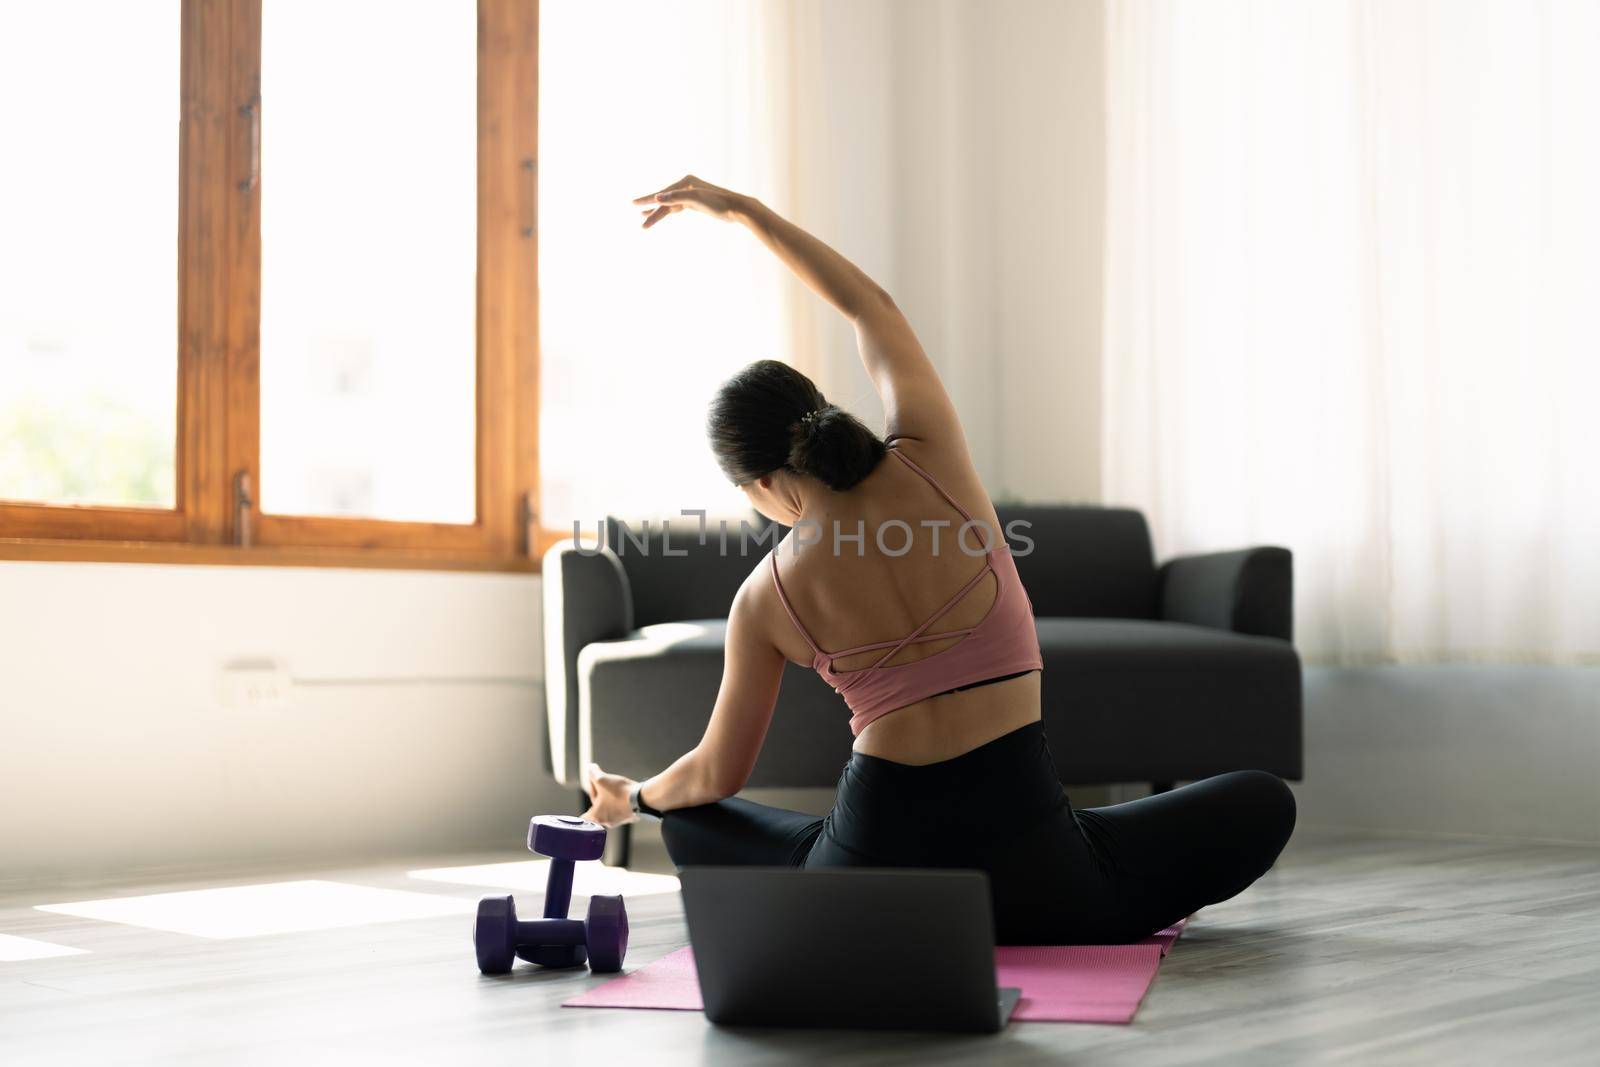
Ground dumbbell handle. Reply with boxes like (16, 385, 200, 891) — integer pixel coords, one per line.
(544, 857, 575, 918)
(514, 918, 586, 947)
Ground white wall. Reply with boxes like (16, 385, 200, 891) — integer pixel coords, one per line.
(0, 561, 574, 881)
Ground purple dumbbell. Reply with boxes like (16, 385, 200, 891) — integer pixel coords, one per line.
(471, 815, 628, 974)
(473, 893, 629, 975)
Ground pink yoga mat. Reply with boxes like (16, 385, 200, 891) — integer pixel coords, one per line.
(563, 916, 1188, 1024)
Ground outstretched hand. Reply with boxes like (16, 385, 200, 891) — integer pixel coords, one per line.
(632, 174, 748, 229)
(580, 761, 638, 829)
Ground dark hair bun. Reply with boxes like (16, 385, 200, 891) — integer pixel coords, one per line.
(707, 359, 886, 491)
(787, 405, 886, 492)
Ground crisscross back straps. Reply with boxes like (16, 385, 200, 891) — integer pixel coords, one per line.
(836, 559, 994, 694)
(772, 445, 998, 688)
(826, 626, 977, 660)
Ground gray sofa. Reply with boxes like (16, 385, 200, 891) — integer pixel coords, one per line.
(542, 507, 1301, 863)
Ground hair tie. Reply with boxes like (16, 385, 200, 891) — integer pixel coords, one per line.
(800, 408, 823, 425)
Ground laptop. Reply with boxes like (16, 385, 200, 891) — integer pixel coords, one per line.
(679, 866, 1021, 1033)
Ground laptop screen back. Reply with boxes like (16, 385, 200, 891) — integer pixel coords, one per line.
(679, 866, 1005, 1033)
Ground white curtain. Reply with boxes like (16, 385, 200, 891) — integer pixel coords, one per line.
(1104, 0, 1600, 666)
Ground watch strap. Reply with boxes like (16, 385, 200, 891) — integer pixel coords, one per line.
(629, 781, 664, 821)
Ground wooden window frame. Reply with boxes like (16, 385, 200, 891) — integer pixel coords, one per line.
(0, 0, 553, 573)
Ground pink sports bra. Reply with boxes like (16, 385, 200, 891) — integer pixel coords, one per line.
(769, 444, 1044, 736)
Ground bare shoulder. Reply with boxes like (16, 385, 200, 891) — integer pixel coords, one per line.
(728, 550, 786, 648)
(730, 552, 775, 621)
(736, 544, 818, 666)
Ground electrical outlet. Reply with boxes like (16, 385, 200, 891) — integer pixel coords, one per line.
(217, 659, 293, 710)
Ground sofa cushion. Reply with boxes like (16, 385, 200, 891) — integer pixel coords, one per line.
(1033, 618, 1302, 782)
(997, 506, 1159, 620)
(578, 620, 854, 787)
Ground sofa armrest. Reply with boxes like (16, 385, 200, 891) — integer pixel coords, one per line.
(1157, 546, 1293, 642)
(542, 539, 633, 784)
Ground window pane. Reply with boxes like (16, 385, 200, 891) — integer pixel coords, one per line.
(259, 1, 476, 524)
(0, 3, 179, 509)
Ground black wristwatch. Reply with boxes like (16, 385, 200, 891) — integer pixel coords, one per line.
(628, 781, 664, 821)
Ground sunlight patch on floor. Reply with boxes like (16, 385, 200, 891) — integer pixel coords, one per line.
(35, 880, 472, 939)
(0, 933, 89, 961)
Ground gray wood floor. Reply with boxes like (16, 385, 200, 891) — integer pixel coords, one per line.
(3, 827, 1598, 1066)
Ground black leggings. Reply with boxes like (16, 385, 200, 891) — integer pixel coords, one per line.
(660, 720, 1296, 945)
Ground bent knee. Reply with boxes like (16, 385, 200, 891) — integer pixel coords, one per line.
(1232, 769, 1296, 857)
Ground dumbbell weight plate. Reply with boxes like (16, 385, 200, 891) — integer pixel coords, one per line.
(473, 896, 517, 975)
(584, 894, 629, 973)
(527, 814, 606, 861)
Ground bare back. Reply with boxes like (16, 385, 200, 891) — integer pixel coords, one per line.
(751, 436, 1042, 765)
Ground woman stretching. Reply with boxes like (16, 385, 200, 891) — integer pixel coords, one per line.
(579, 175, 1296, 944)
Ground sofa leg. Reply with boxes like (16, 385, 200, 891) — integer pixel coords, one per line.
(1150, 781, 1174, 795)
(603, 823, 633, 868)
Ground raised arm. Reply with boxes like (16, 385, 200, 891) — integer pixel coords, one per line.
(635, 175, 963, 446)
